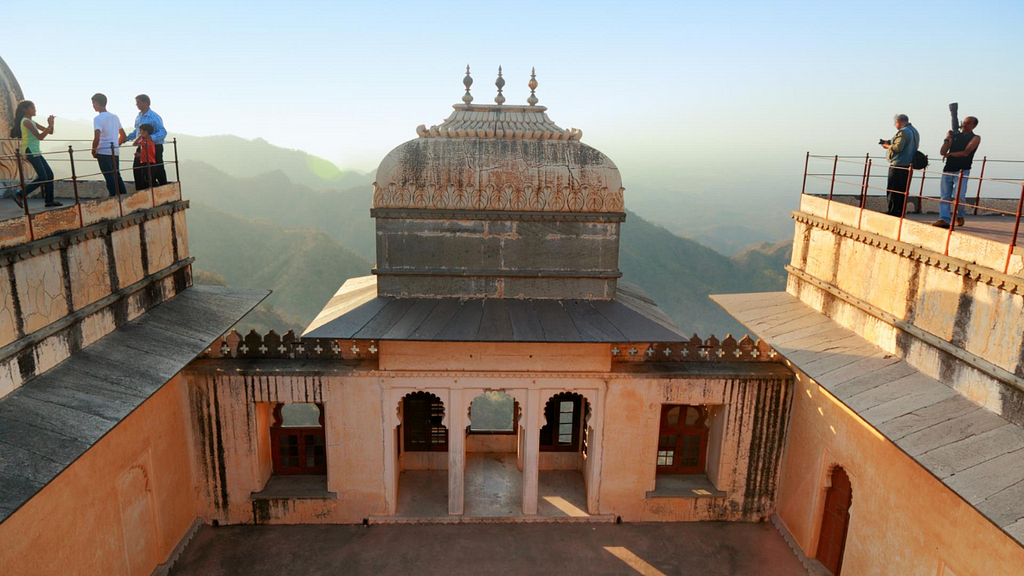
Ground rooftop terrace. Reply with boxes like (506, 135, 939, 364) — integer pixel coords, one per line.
(0, 138, 180, 246)
(801, 153, 1024, 276)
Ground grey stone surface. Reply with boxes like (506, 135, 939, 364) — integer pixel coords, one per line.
(0, 286, 266, 524)
(917, 425, 1024, 479)
(167, 522, 807, 576)
(251, 475, 334, 500)
(647, 474, 727, 499)
(305, 276, 684, 343)
(714, 291, 1024, 546)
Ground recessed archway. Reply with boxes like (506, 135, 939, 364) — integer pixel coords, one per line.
(463, 390, 523, 517)
(394, 391, 448, 517)
(816, 465, 852, 575)
(535, 391, 592, 518)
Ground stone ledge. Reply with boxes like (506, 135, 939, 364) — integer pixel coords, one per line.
(373, 267, 622, 279)
(793, 209, 1024, 294)
(0, 200, 188, 266)
(251, 475, 336, 501)
(645, 474, 727, 499)
(367, 513, 616, 525)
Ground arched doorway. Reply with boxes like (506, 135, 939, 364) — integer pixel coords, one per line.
(816, 466, 852, 575)
(464, 391, 522, 517)
(535, 392, 591, 517)
(395, 391, 448, 516)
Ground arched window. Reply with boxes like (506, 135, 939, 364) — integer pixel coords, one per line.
(540, 393, 582, 452)
(656, 405, 709, 474)
(816, 466, 852, 575)
(403, 392, 448, 451)
(271, 403, 326, 475)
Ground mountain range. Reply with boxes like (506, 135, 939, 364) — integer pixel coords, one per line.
(41, 119, 793, 337)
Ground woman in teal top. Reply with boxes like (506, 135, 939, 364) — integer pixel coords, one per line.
(9, 100, 60, 207)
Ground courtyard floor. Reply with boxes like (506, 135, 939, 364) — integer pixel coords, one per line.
(169, 521, 807, 576)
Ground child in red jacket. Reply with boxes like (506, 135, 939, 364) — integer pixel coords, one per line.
(133, 123, 157, 190)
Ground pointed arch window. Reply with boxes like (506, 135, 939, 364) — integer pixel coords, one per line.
(271, 403, 327, 475)
(540, 393, 582, 452)
(403, 392, 448, 452)
(656, 405, 709, 475)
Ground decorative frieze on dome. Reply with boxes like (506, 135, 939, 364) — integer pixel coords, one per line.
(371, 181, 624, 213)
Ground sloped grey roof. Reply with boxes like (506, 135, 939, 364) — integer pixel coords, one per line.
(302, 276, 685, 343)
(714, 291, 1024, 547)
(0, 285, 267, 524)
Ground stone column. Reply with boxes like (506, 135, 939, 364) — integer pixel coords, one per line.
(583, 389, 604, 514)
(448, 389, 466, 515)
(522, 388, 541, 515)
(382, 388, 399, 515)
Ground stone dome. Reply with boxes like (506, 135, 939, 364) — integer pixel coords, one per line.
(0, 56, 25, 182)
(372, 69, 624, 213)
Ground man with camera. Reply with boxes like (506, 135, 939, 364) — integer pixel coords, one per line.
(933, 116, 981, 229)
(879, 114, 920, 217)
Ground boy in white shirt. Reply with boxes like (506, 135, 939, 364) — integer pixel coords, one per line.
(91, 93, 127, 197)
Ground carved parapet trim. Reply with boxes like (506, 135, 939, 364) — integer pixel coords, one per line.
(201, 330, 379, 361)
(370, 207, 626, 223)
(793, 210, 1024, 295)
(372, 182, 625, 213)
(610, 335, 778, 362)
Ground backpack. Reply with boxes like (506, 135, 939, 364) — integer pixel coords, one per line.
(913, 151, 929, 170)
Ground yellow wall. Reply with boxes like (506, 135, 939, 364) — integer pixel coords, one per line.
(777, 368, 1024, 575)
(0, 375, 197, 576)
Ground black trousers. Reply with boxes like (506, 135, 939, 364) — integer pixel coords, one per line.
(886, 166, 913, 216)
(153, 144, 168, 186)
(134, 160, 154, 190)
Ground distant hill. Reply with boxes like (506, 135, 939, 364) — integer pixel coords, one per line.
(620, 212, 791, 335)
(187, 203, 372, 332)
(180, 161, 375, 260)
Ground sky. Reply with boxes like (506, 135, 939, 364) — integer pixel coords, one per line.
(5, 0, 1024, 202)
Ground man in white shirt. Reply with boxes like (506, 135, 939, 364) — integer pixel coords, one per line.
(91, 93, 127, 197)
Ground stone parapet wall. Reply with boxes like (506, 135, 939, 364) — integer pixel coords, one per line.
(789, 198, 1024, 425)
(0, 199, 192, 398)
(0, 183, 182, 248)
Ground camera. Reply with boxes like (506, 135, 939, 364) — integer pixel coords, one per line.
(878, 139, 891, 145)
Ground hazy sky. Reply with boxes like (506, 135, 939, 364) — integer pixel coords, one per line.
(6, 0, 1024, 195)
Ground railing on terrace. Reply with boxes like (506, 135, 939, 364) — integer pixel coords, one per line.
(0, 138, 181, 242)
(801, 152, 1024, 274)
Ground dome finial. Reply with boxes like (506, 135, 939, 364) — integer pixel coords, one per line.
(494, 66, 506, 105)
(527, 67, 539, 106)
(462, 65, 474, 104)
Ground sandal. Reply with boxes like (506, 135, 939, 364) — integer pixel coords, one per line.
(44, 201, 64, 207)
(12, 195, 23, 209)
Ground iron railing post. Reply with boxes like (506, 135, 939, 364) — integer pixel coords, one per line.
(147, 147, 155, 206)
(172, 138, 179, 185)
(1006, 181, 1024, 274)
(973, 156, 987, 216)
(897, 166, 912, 242)
(110, 143, 124, 217)
(825, 154, 838, 219)
(15, 148, 34, 241)
(801, 151, 809, 195)
(858, 156, 871, 229)
(68, 145, 83, 227)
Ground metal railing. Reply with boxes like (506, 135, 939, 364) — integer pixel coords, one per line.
(801, 152, 1024, 275)
(0, 138, 180, 241)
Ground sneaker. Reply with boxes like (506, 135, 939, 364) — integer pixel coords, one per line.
(956, 217, 965, 227)
(931, 220, 950, 228)
(44, 201, 64, 207)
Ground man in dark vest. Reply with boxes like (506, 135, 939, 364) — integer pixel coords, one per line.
(934, 116, 981, 228)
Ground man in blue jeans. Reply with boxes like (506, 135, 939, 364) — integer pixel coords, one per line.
(933, 116, 981, 229)
(90, 93, 128, 197)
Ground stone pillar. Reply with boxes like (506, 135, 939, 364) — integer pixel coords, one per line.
(522, 389, 541, 515)
(583, 390, 604, 514)
(448, 389, 466, 515)
(382, 388, 399, 515)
